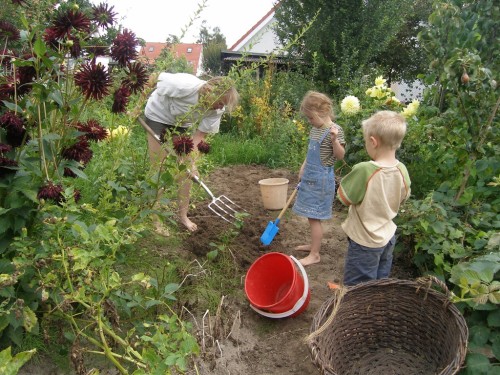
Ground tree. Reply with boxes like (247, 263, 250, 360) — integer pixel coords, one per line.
(197, 22, 227, 76)
(274, 0, 430, 95)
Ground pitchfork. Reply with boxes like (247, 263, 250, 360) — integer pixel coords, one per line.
(137, 116, 245, 223)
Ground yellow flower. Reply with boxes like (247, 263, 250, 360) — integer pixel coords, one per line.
(108, 125, 130, 139)
(401, 100, 420, 118)
(375, 76, 387, 87)
(340, 95, 361, 115)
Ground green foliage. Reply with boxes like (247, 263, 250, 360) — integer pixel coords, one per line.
(274, 0, 430, 95)
(0, 347, 35, 375)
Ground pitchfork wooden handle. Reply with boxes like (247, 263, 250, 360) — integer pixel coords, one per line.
(276, 185, 299, 221)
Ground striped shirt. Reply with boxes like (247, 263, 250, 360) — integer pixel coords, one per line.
(309, 123, 345, 166)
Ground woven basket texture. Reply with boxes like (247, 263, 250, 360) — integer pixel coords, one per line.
(308, 278, 468, 375)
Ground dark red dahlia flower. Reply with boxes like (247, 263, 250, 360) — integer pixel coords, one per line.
(111, 86, 131, 114)
(85, 42, 109, 57)
(76, 119, 108, 141)
(73, 189, 81, 202)
(43, 27, 61, 49)
(0, 143, 12, 154)
(0, 77, 17, 101)
(159, 128, 168, 144)
(92, 3, 117, 29)
(172, 135, 194, 155)
(17, 56, 37, 95)
(74, 61, 111, 100)
(37, 181, 64, 203)
(68, 36, 82, 58)
(110, 29, 138, 67)
(0, 157, 17, 178)
(61, 139, 93, 164)
(122, 62, 148, 94)
(63, 167, 77, 178)
(11, 0, 28, 5)
(197, 140, 211, 154)
(51, 9, 90, 39)
(0, 111, 24, 132)
(1, 49, 16, 68)
(0, 21, 20, 42)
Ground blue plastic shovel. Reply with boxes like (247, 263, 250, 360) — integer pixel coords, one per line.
(260, 183, 300, 246)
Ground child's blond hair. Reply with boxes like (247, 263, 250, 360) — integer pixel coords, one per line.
(362, 110, 407, 150)
(300, 91, 335, 120)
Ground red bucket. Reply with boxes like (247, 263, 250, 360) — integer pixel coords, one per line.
(244, 252, 310, 318)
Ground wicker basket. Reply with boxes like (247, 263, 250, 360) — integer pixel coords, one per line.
(307, 277, 468, 375)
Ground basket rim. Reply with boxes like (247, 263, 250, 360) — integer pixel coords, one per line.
(307, 277, 469, 375)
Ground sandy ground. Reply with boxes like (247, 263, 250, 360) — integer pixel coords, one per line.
(18, 164, 415, 375)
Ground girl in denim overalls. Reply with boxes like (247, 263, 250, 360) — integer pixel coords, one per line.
(292, 91, 346, 266)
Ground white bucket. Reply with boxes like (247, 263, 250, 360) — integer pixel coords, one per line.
(258, 178, 289, 210)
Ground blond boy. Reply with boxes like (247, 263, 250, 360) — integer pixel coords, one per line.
(337, 111, 411, 286)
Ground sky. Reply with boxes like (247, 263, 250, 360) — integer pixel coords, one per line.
(91, 0, 277, 47)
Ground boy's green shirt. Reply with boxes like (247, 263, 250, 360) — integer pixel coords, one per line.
(337, 161, 411, 247)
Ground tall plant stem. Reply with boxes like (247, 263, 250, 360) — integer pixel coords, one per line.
(97, 310, 129, 374)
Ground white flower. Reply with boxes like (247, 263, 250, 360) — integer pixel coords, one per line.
(340, 95, 361, 115)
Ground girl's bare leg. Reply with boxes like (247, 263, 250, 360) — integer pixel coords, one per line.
(299, 218, 322, 266)
(294, 244, 311, 251)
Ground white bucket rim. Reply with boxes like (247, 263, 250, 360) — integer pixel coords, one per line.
(258, 178, 289, 186)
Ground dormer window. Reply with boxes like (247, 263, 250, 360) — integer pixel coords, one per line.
(187, 48, 192, 53)
(148, 47, 154, 52)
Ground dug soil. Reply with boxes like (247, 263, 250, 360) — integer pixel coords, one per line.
(181, 164, 416, 375)
(19, 164, 416, 375)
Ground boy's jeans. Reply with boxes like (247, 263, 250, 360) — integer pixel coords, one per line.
(343, 235, 396, 286)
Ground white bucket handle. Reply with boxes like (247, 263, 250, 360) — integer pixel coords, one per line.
(250, 255, 309, 319)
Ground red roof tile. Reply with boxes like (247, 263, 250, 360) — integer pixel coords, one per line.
(138, 42, 203, 74)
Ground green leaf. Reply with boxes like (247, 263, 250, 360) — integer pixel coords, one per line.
(22, 307, 37, 333)
(470, 325, 491, 346)
(164, 283, 180, 295)
(145, 300, 162, 309)
(487, 310, 500, 327)
(0, 347, 36, 375)
(465, 353, 491, 374)
(33, 37, 47, 57)
(491, 334, 500, 361)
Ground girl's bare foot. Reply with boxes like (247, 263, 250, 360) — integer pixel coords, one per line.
(299, 254, 320, 266)
(180, 216, 198, 232)
(294, 244, 311, 251)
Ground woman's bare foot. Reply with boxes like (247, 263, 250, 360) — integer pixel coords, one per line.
(180, 216, 198, 232)
(294, 244, 311, 252)
(299, 254, 320, 266)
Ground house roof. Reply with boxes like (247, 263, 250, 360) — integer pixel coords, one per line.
(229, 3, 280, 52)
(138, 42, 203, 74)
